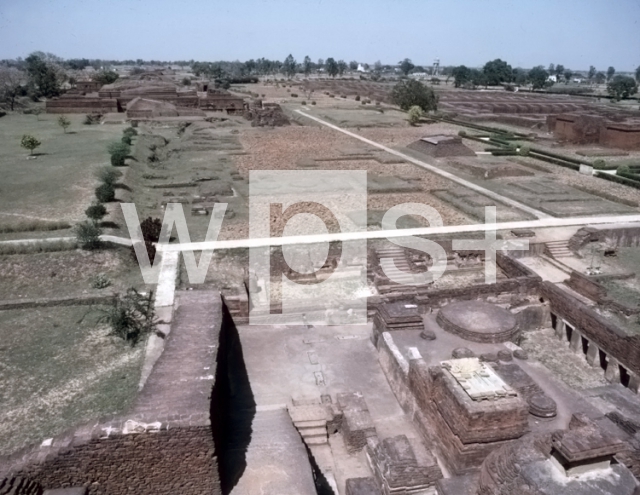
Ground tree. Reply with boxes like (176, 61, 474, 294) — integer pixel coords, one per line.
(399, 58, 415, 76)
(99, 288, 156, 345)
(57, 115, 70, 133)
(588, 65, 597, 82)
(349, 61, 358, 71)
(325, 58, 339, 78)
(75, 220, 102, 250)
(528, 66, 549, 90)
(595, 71, 606, 84)
(482, 59, 513, 85)
(513, 68, 528, 86)
(564, 69, 573, 83)
(95, 183, 116, 202)
(407, 105, 423, 125)
(20, 134, 41, 155)
(371, 60, 383, 81)
(636, 66, 640, 84)
(337, 60, 347, 76)
(283, 54, 297, 79)
(555, 64, 565, 80)
(303, 56, 312, 76)
(452, 65, 471, 87)
(607, 66, 616, 81)
(470, 69, 487, 89)
(182, 77, 191, 85)
(607, 75, 638, 101)
(85, 202, 108, 223)
(548, 63, 555, 74)
(0, 67, 26, 111)
(391, 79, 438, 112)
(93, 70, 119, 85)
(25, 54, 60, 98)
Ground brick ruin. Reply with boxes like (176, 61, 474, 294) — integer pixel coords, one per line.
(548, 113, 640, 149)
(45, 74, 245, 116)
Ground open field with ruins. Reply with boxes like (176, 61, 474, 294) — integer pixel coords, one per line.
(1, 54, 640, 495)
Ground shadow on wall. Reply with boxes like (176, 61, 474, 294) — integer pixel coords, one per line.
(210, 303, 256, 495)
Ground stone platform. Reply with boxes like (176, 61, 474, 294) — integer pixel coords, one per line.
(437, 301, 518, 343)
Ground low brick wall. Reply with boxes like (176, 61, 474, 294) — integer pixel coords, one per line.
(0, 294, 115, 311)
(1, 417, 219, 495)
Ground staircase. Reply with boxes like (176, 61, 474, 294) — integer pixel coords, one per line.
(376, 246, 416, 285)
(288, 404, 329, 446)
(544, 240, 573, 260)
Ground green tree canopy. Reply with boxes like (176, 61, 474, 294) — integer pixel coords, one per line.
(452, 65, 471, 88)
(636, 66, 640, 83)
(482, 59, 513, 85)
(391, 79, 438, 112)
(20, 134, 41, 155)
(528, 66, 549, 90)
(303, 56, 312, 76)
(283, 54, 297, 78)
(337, 60, 347, 76)
(606, 66, 616, 81)
(325, 58, 339, 78)
(607, 75, 638, 101)
(25, 54, 60, 98)
(93, 70, 119, 85)
(399, 58, 415, 76)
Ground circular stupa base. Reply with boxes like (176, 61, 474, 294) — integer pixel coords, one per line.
(436, 301, 518, 343)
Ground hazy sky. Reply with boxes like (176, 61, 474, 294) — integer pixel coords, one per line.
(1, 0, 639, 71)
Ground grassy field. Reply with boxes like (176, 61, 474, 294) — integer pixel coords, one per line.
(0, 113, 125, 228)
(0, 305, 144, 455)
(0, 246, 146, 300)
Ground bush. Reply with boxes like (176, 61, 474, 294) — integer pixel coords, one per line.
(182, 77, 191, 86)
(593, 159, 607, 169)
(301, 101, 306, 105)
(519, 145, 531, 156)
(408, 105, 423, 125)
(111, 152, 127, 166)
(99, 288, 156, 345)
(107, 141, 131, 156)
(458, 130, 467, 137)
(0, 219, 70, 234)
(391, 79, 438, 112)
(85, 202, 108, 222)
(291, 93, 298, 97)
(140, 217, 162, 243)
(311, 101, 316, 105)
(91, 273, 111, 289)
(355, 95, 361, 101)
(84, 114, 102, 125)
(95, 183, 115, 202)
(75, 220, 102, 250)
(57, 115, 71, 133)
(121, 135, 132, 146)
(123, 127, 138, 138)
(95, 166, 122, 185)
(20, 134, 41, 155)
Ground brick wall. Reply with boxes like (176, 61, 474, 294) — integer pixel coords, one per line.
(543, 281, 640, 376)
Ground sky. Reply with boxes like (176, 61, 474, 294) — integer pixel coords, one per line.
(0, 0, 639, 71)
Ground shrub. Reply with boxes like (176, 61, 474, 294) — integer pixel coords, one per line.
(593, 159, 607, 169)
(20, 135, 41, 155)
(132, 240, 157, 265)
(518, 145, 531, 156)
(355, 95, 361, 101)
(182, 77, 191, 86)
(57, 115, 71, 133)
(85, 202, 108, 222)
(311, 101, 316, 105)
(123, 127, 138, 138)
(75, 220, 102, 250)
(111, 152, 127, 166)
(391, 79, 438, 112)
(140, 217, 162, 243)
(95, 183, 115, 202)
(121, 135, 132, 146)
(107, 141, 131, 156)
(301, 101, 306, 105)
(99, 288, 156, 345)
(0, 240, 77, 256)
(458, 130, 467, 137)
(0, 219, 70, 234)
(95, 166, 122, 185)
(91, 273, 111, 289)
(408, 105, 423, 125)
(84, 114, 102, 125)
(291, 93, 298, 97)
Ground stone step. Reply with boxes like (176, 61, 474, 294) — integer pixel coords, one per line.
(305, 436, 329, 445)
(298, 426, 327, 438)
(294, 419, 327, 429)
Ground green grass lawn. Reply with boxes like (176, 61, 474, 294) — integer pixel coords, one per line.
(0, 113, 125, 226)
(0, 305, 144, 455)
